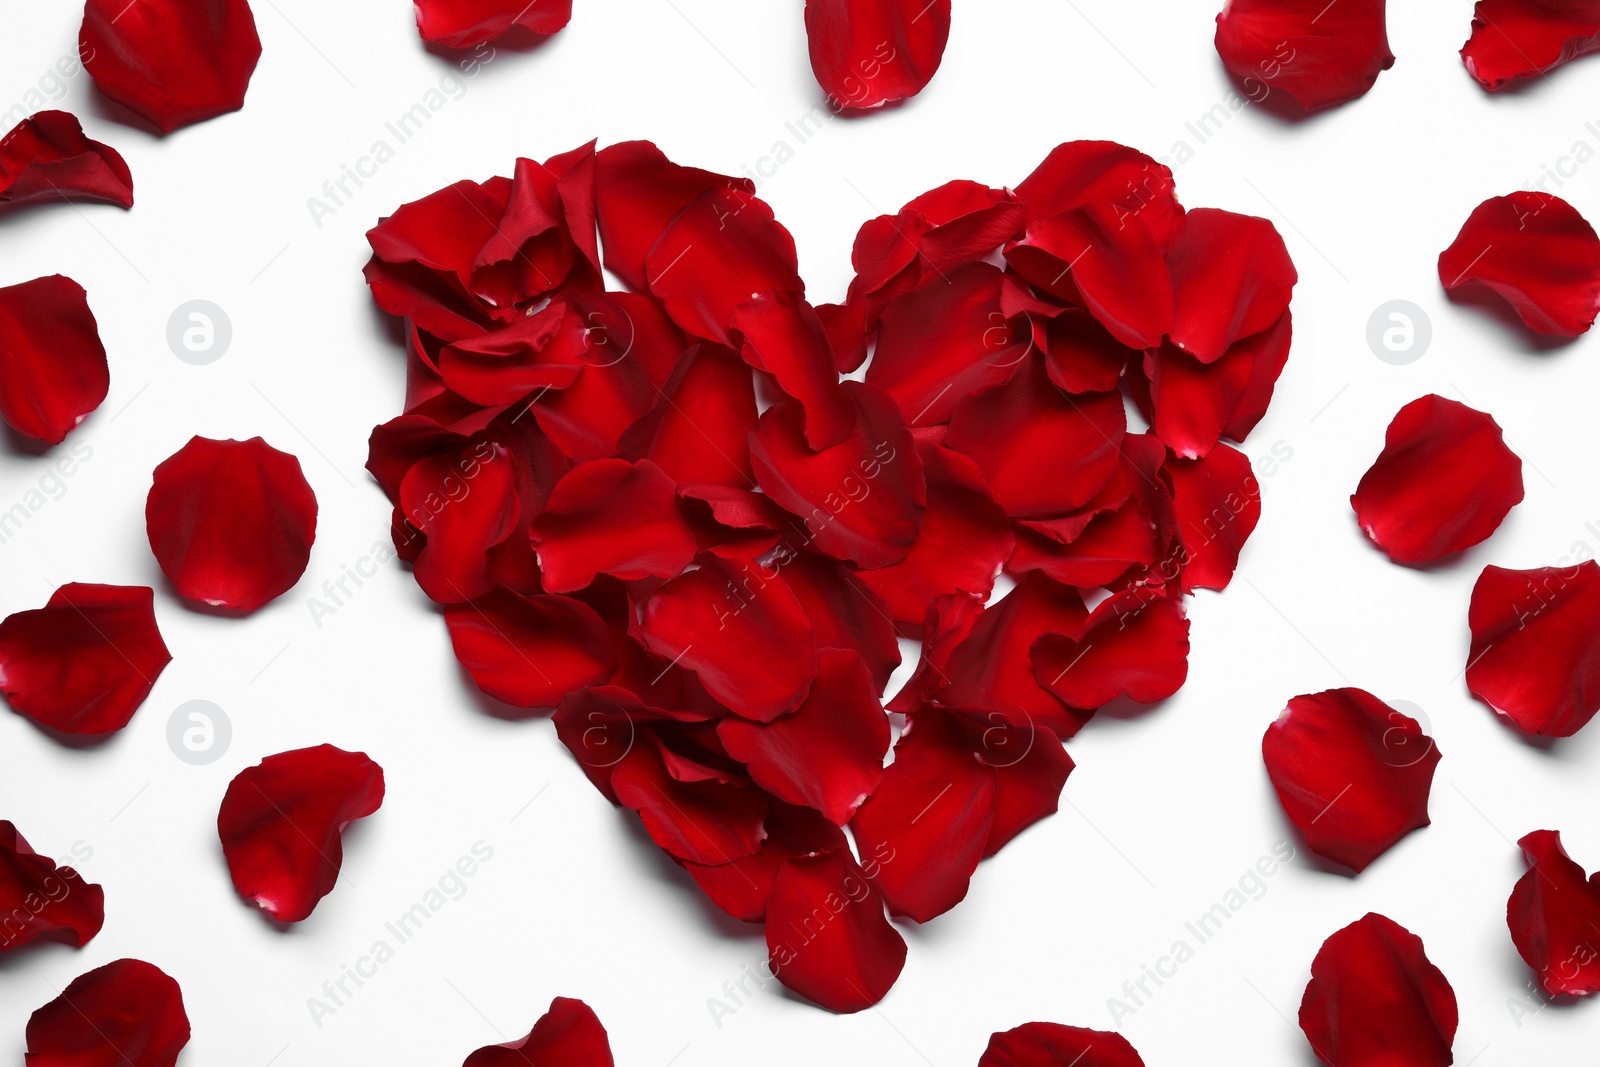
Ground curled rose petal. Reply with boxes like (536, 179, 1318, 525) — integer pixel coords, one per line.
(594, 141, 747, 292)
(25, 959, 190, 1067)
(611, 736, 768, 865)
(80, 0, 262, 134)
(1262, 688, 1440, 872)
(0, 822, 104, 954)
(463, 996, 613, 1067)
(1299, 913, 1457, 1067)
(1166, 208, 1296, 362)
(732, 290, 856, 450)
(1016, 141, 1184, 250)
(416, 0, 572, 47)
(804, 0, 951, 111)
(1466, 562, 1600, 737)
(1215, 0, 1394, 111)
(218, 745, 384, 923)
(0, 584, 170, 736)
(0, 275, 110, 443)
(530, 459, 696, 593)
(1165, 442, 1261, 592)
(765, 847, 907, 1013)
(979, 1022, 1147, 1067)
(146, 437, 318, 611)
(1033, 587, 1190, 712)
(0, 111, 132, 209)
(1438, 192, 1600, 336)
(1462, 0, 1600, 90)
(1351, 395, 1523, 565)
(1507, 830, 1600, 998)
(445, 590, 616, 709)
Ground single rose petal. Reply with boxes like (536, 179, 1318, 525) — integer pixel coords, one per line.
(446, 590, 616, 709)
(462, 996, 612, 1067)
(1508, 830, 1600, 998)
(436, 301, 589, 408)
(731, 290, 856, 450)
(80, 0, 262, 134)
(1040, 308, 1137, 395)
(611, 735, 768, 865)
(594, 141, 748, 292)
(776, 550, 902, 693)
(618, 343, 757, 488)
(684, 802, 847, 922)
(0, 584, 170, 736)
(552, 685, 713, 800)
(1299, 913, 1457, 1067)
(1466, 562, 1600, 737)
(1351, 395, 1523, 565)
(1438, 192, 1600, 335)
(416, 0, 572, 47)
(1215, 0, 1394, 111)
(1167, 208, 1297, 362)
(1166, 442, 1261, 592)
(639, 556, 818, 721)
(0, 822, 104, 954)
(1262, 688, 1440, 873)
(1145, 312, 1292, 459)
(765, 847, 907, 1013)
(980, 712, 1075, 856)
(1462, 0, 1600, 90)
(1033, 587, 1190, 712)
(398, 437, 517, 603)
(146, 437, 318, 611)
(0, 275, 110, 443)
(217, 745, 384, 923)
(979, 1021, 1147, 1067)
(804, 0, 951, 110)
(1016, 141, 1184, 250)
(531, 459, 697, 593)
(0, 111, 132, 208)
(24, 959, 189, 1067)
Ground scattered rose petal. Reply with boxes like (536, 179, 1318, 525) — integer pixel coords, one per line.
(1438, 191, 1600, 336)
(417, 0, 573, 48)
(0, 111, 132, 209)
(462, 996, 613, 1067)
(0, 822, 104, 954)
(0, 275, 110, 443)
(804, 0, 951, 111)
(765, 847, 906, 1012)
(1466, 562, 1600, 737)
(1215, 0, 1394, 110)
(1508, 829, 1600, 998)
(1462, 0, 1600, 90)
(979, 1021, 1147, 1067)
(25, 958, 190, 1067)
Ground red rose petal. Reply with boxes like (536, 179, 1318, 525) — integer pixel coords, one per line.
(1262, 688, 1440, 872)
(980, 713, 1074, 857)
(552, 685, 713, 800)
(1466, 562, 1600, 737)
(1040, 308, 1137, 395)
(804, 0, 951, 111)
(610, 735, 768, 865)
(0, 584, 170, 736)
(1016, 141, 1184, 250)
(0, 111, 132, 209)
(0, 822, 104, 954)
(1166, 208, 1297, 362)
(1166, 442, 1261, 592)
(775, 550, 902, 693)
(146, 436, 318, 611)
(684, 801, 847, 922)
(1145, 312, 1292, 459)
(618, 343, 757, 488)
(80, 0, 262, 134)
(979, 1022, 1147, 1067)
(24, 959, 189, 1067)
(1438, 192, 1600, 336)
(445, 590, 617, 709)
(1508, 829, 1600, 998)
(765, 847, 907, 1013)
(1033, 587, 1190, 712)
(1350, 395, 1523, 565)
(1215, 0, 1394, 111)
(416, 0, 572, 47)
(531, 459, 696, 593)
(1299, 913, 1457, 1067)
(1462, 0, 1600, 90)
(595, 141, 747, 292)
(398, 436, 517, 603)
(731, 290, 856, 450)
(0, 275, 110, 443)
(435, 301, 589, 408)
(462, 996, 612, 1067)
(217, 745, 384, 923)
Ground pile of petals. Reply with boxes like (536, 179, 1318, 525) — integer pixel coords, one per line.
(416, 0, 573, 47)
(0, 112, 132, 209)
(805, 0, 951, 111)
(24, 958, 190, 1066)
(1462, 0, 1600, 90)
(362, 138, 1297, 1011)
(1214, 0, 1394, 111)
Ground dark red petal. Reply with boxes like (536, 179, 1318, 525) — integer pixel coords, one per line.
(398, 437, 517, 603)
(639, 556, 818, 721)
(610, 736, 768, 865)
(979, 1021, 1147, 1067)
(804, 0, 951, 110)
(0, 584, 170, 736)
(945, 356, 1125, 521)
(0, 822, 104, 954)
(217, 745, 384, 923)
(0, 275, 110, 443)
(531, 459, 697, 593)
(1350, 395, 1523, 565)
(595, 141, 748, 292)
(732, 290, 856, 449)
(718, 649, 889, 825)
(1462, 0, 1600, 90)
(484, 412, 571, 595)
(1262, 689, 1440, 873)
(146, 437, 318, 611)
(1165, 442, 1261, 592)
(1438, 192, 1600, 335)
(1508, 830, 1600, 998)
(776, 550, 902, 693)
(678, 484, 787, 560)
(1033, 587, 1190, 712)
(436, 303, 589, 408)
(1466, 562, 1600, 737)
(1145, 312, 1292, 459)
(1166, 208, 1297, 362)
(1016, 141, 1184, 250)
(80, 0, 261, 134)
(765, 848, 907, 1012)
(0, 111, 132, 208)
(889, 591, 984, 712)
(416, 0, 571, 47)
(684, 802, 847, 922)
(552, 685, 712, 801)
(618, 343, 757, 488)
(750, 381, 926, 568)
(445, 590, 616, 709)
(1040, 308, 1137, 395)
(1215, 0, 1394, 111)
(462, 996, 612, 1067)
(980, 714, 1075, 856)
(1299, 914, 1457, 1067)
(24, 959, 189, 1067)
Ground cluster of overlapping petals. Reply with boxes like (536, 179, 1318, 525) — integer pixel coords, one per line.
(360, 137, 1296, 1011)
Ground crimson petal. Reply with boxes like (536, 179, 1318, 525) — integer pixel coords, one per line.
(416, 0, 572, 47)
(398, 437, 517, 603)
(0, 275, 110, 443)
(765, 847, 906, 1012)
(0, 112, 132, 209)
(1215, 0, 1394, 111)
(1033, 587, 1190, 712)
(1466, 562, 1600, 737)
(462, 996, 612, 1067)
(1145, 312, 1292, 459)
(217, 745, 384, 923)
(1508, 830, 1600, 998)
(0, 822, 103, 954)
(1166, 442, 1261, 592)
(24, 959, 189, 1067)
(979, 1022, 1147, 1067)
(1462, 0, 1600, 90)
(610, 736, 767, 865)
(446, 590, 616, 709)
(732, 290, 856, 449)
(618, 343, 756, 488)
(1167, 208, 1296, 362)
(1438, 192, 1600, 336)
(684, 802, 847, 922)
(595, 141, 747, 292)
(531, 459, 696, 593)
(1016, 141, 1184, 250)
(804, 0, 951, 110)
(776, 550, 901, 693)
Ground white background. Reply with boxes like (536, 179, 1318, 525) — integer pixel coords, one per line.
(3, 1, 1600, 1063)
